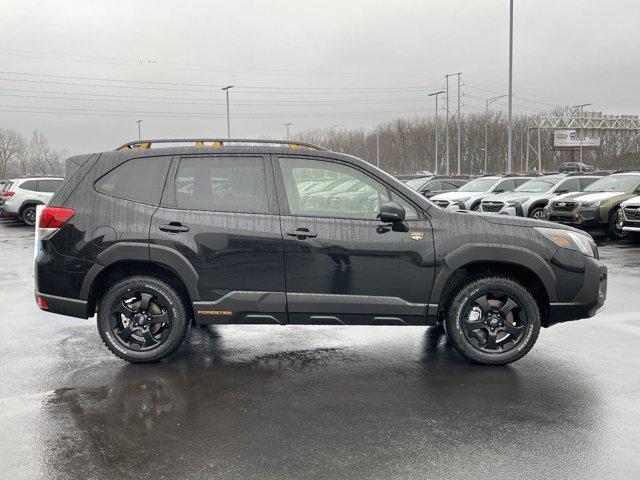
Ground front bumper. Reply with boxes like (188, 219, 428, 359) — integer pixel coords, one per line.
(548, 257, 607, 326)
(547, 207, 602, 228)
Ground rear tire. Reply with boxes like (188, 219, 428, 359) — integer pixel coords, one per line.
(21, 205, 37, 226)
(444, 276, 541, 365)
(97, 275, 189, 363)
(606, 210, 627, 240)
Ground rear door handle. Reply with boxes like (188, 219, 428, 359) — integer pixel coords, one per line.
(159, 222, 190, 233)
(286, 228, 317, 239)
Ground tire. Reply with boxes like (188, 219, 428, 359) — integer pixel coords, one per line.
(529, 207, 545, 220)
(97, 275, 189, 363)
(21, 205, 37, 226)
(606, 210, 627, 240)
(444, 276, 541, 365)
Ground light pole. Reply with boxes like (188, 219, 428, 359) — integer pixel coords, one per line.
(284, 123, 292, 140)
(221, 86, 234, 138)
(572, 103, 591, 167)
(484, 95, 508, 173)
(136, 120, 142, 140)
(428, 90, 445, 174)
(320, 124, 344, 133)
(507, 0, 514, 173)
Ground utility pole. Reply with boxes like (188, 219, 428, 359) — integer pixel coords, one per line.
(444, 72, 461, 175)
(221, 86, 234, 138)
(572, 103, 591, 167)
(484, 94, 508, 173)
(456, 73, 462, 174)
(507, 0, 514, 173)
(428, 90, 445, 174)
(136, 120, 142, 140)
(284, 123, 292, 140)
(375, 132, 380, 167)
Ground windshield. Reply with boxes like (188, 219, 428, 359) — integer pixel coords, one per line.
(585, 175, 640, 192)
(458, 178, 499, 192)
(405, 177, 429, 190)
(515, 178, 562, 193)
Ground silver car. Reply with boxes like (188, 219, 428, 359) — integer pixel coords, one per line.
(1, 177, 64, 225)
(480, 174, 601, 219)
(430, 175, 533, 211)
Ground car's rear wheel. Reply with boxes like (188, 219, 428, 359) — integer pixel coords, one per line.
(97, 275, 189, 363)
(606, 210, 627, 240)
(444, 276, 540, 365)
(21, 205, 37, 226)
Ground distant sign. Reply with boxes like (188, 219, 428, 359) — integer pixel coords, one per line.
(553, 129, 600, 150)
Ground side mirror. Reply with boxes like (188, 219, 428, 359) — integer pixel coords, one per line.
(378, 201, 409, 233)
(378, 201, 406, 223)
(494, 188, 505, 193)
(556, 189, 569, 194)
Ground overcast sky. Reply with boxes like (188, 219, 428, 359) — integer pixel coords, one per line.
(0, 0, 638, 155)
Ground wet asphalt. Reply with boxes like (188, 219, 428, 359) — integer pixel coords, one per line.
(0, 217, 639, 480)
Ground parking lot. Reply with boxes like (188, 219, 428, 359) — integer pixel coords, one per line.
(1, 216, 639, 480)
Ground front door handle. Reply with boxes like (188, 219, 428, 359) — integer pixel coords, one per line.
(159, 222, 190, 233)
(286, 228, 317, 240)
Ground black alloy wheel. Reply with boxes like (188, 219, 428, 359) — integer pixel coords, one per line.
(109, 290, 172, 351)
(529, 207, 545, 220)
(97, 276, 189, 363)
(444, 276, 541, 365)
(461, 291, 528, 353)
(608, 210, 627, 239)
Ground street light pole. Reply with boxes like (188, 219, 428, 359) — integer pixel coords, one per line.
(136, 120, 142, 140)
(484, 95, 508, 173)
(284, 123, 292, 140)
(428, 90, 445, 175)
(221, 86, 234, 138)
(572, 103, 591, 168)
(507, 0, 514, 173)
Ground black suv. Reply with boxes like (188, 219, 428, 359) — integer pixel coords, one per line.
(35, 139, 607, 365)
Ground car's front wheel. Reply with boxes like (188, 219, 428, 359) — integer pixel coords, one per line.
(97, 275, 189, 363)
(529, 207, 545, 220)
(444, 276, 541, 365)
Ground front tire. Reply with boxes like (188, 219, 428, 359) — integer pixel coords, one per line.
(444, 276, 541, 365)
(97, 275, 189, 363)
(529, 207, 545, 220)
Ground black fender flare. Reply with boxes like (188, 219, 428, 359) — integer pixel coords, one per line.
(19, 200, 44, 213)
(79, 242, 200, 301)
(428, 243, 557, 305)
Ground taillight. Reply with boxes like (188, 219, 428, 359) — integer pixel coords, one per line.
(3, 191, 14, 197)
(38, 206, 75, 239)
(36, 295, 49, 310)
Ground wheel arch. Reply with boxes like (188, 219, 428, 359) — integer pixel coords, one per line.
(430, 244, 554, 326)
(81, 243, 199, 317)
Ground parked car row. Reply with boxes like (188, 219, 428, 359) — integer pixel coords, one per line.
(399, 168, 640, 239)
(0, 177, 63, 225)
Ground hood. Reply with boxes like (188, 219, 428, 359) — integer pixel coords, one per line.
(483, 191, 535, 203)
(478, 211, 577, 231)
(430, 191, 473, 202)
(550, 191, 579, 201)
(621, 195, 640, 207)
(570, 191, 623, 203)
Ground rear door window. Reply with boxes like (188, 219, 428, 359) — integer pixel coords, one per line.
(19, 180, 38, 191)
(95, 156, 171, 205)
(558, 178, 580, 192)
(37, 179, 63, 193)
(174, 156, 268, 214)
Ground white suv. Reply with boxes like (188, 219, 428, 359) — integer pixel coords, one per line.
(0, 177, 63, 225)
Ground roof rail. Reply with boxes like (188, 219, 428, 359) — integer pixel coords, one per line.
(115, 138, 327, 152)
(612, 169, 640, 174)
(566, 171, 601, 176)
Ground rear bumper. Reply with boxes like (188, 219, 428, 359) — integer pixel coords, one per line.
(547, 259, 607, 326)
(35, 292, 89, 319)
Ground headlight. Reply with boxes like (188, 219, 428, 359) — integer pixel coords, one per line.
(507, 197, 529, 206)
(534, 227, 595, 257)
(581, 200, 602, 208)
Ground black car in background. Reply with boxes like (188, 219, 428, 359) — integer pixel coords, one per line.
(35, 139, 607, 366)
(404, 175, 469, 198)
(559, 162, 595, 173)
